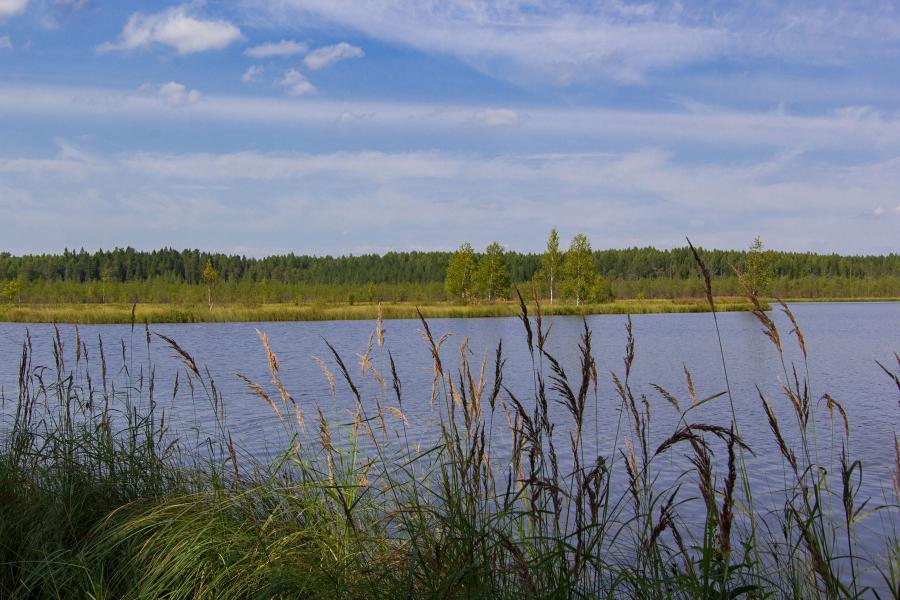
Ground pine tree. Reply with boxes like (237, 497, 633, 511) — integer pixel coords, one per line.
(476, 241, 510, 302)
(562, 233, 594, 306)
(445, 243, 477, 303)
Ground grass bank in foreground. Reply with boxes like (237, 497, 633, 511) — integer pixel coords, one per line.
(0, 297, 765, 324)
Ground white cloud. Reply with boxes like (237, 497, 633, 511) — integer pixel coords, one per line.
(0, 0, 27, 19)
(248, 2, 724, 85)
(97, 5, 242, 55)
(137, 81, 201, 107)
(0, 35, 11, 48)
(5, 83, 900, 154)
(304, 42, 364, 70)
(874, 206, 886, 216)
(279, 69, 315, 96)
(241, 1, 900, 87)
(241, 65, 264, 83)
(471, 108, 523, 127)
(5, 144, 900, 254)
(123, 150, 462, 181)
(244, 39, 307, 58)
(0, 138, 108, 178)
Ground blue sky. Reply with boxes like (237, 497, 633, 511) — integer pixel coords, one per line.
(1, 1, 898, 256)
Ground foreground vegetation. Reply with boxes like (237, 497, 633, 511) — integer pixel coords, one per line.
(0, 252, 898, 598)
(0, 297, 764, 324)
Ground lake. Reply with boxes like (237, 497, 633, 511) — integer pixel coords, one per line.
(1, 301, 898, 576)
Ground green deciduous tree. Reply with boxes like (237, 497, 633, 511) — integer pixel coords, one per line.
(445, 243, 477, 303)
(202, 259, 220, 310)
(476, 241, 510, 302)
(540, 228, 562, 304)
(1, 278, 21, 304)
(590, 274, 615, 303)
(562, 234, 594, 306)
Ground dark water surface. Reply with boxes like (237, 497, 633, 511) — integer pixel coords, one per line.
(1, 302, 898, 574)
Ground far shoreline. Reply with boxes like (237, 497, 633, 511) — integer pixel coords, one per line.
(0, 297, 851, 325)
(0, 297, 895, 325)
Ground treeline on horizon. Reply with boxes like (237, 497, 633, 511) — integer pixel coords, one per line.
(2, 245, 899, 285)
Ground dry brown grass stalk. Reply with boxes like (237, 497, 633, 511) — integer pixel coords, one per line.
(256, 329, 294, 416)
(718, 430, 737, 554)
(313, 355, 336, 396)
(651, 383, 681, 413)
(357, 332, 375, 377)
(154, 332, 200, 378)
(235, 372, 281, 419)
(759, 389, 797, 471)
(687, 238, 714, 310)
(386, 406, 408, 427)
(780, 301, 808, 361)
(735, 267, 783, 352)
(894, 435, 900, 499)
(316, 404, 333, 453)
(683, 364, 696, 406)
(376, 303, 385, 347)
(821, 393, 849, 438)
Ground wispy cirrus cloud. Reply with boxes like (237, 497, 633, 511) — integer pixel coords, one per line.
(97, 5, 243, 55)
(2, 83, 899, 152)
(242, 1, 900, 86)
(245, 1, 727, 85)
(304, 42, 364, 69)
(2, 142, 898, 254)
(244, 39, 307, 58)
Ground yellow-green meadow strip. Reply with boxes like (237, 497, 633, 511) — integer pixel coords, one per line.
(0, 297, 765, 324)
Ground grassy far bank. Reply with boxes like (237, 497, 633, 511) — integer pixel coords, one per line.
(3, 275, 900, 307)
(0, 297, 770, 324)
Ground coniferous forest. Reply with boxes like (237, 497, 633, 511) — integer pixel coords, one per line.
(2, 245, 899, 285)
(0, 242, 898, 307)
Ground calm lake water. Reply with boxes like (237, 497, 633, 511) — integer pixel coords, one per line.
(1, 302, 898, 573)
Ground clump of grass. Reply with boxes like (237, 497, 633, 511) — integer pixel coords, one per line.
(0, 325, 178, 598)
(0, 274, 896, 598)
